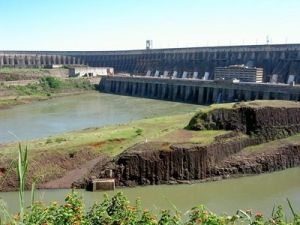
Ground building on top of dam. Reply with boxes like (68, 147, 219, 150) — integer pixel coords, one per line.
(214, 65, 263, 83)
(1, 43, 300, 84)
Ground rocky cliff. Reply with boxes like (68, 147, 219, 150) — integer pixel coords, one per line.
(187, 101, 300, 140)
(79, 101, 300, 189)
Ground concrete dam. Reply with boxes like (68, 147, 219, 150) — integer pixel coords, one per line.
(1, 44, 300, 83)
(99, 76, 300, 104)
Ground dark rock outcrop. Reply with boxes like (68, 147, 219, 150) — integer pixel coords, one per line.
(188, 101, 300, 140)
(80, 101, 300, 189)
(211, 144, 300, 178)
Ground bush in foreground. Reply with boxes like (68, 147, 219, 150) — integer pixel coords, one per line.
(1, 190, 298, 225)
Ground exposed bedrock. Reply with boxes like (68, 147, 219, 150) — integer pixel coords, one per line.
(188, 102, 300, 140)
(211, 144, 300, 178)
(77, 102, 300, 188)
(109, 137, 261, 186)
(86, 136, 300, 188)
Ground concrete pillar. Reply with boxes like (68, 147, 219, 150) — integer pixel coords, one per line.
(35, 55, 41, 68)
(115, 81, 120, 93)
(180, 86, 185, 101)
(212, 88, 219, 103)
(9, 56, 15, 66)
(121, 81, 128, 94)
(141, 83, 146, 96)
(0, 55, 3, 66)
(197, 87, 204, 104)
(184, 86, 191, 102)
(161, 84, 167, 99)
(157, 84, 162, 98)
(104, 81, 112, 92)
(132, 83, 137, 96)
(228, 89, 235, 102)
(167, 85, 173, 100)
(62, 56, 66, 65)
(151, 83, 156, 98)
(3, 55, 7, 65)
(191, 86, 197, 103)
(18, 55, 24, 67)
(244, 91, 252, 101)
(206, 88, 212, 104)
(76, 57, 81, 65)
(172, 85, 178, 100)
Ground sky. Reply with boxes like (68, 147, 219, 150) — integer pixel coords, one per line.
(0, 0, 299, 51)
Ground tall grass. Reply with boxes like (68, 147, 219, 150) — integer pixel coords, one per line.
(17, 144, 28, 222)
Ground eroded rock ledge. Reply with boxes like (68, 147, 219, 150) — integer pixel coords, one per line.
(77, 100, 300, 189)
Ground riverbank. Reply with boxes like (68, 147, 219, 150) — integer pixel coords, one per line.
(1, 112, 218, 191)
(1, 100, 300, 192)
(0, 76, 96, 109)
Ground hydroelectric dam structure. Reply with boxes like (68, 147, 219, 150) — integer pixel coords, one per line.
(1, 44, 300, 103)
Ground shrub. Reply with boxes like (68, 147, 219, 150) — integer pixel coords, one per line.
(7, 191, 299, 225)
(55, 137, 67, 143)
(136, 128, 143, 136)
(40, 76, 62, 89)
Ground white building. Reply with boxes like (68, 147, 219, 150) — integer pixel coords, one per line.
(69, 67, 114, 77)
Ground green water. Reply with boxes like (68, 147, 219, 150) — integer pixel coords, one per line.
(0, 168, 300, 215)
(0, 92, 200, 143)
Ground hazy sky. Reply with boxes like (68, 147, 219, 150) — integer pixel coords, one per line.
(0, 0, 299, 51)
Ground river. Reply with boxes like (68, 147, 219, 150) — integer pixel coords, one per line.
(0, 168, 300, 215)
(0, 92, 199, 143)
(0, 92, 299, 216)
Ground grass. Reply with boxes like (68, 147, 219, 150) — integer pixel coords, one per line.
(0, 67, 47, 74)
(0, 77, 95, 108)
(242, 133, 300, 154)
(0, 113, 227, 159)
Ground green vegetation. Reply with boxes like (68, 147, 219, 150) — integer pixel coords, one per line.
(16, 144, 29, 222)
(3, 191, 299, 225)
(1, 113, 228, 158)
(0, 67, 47, 74)
(10, 76, 94, 97)
(0, 76, 95, 108)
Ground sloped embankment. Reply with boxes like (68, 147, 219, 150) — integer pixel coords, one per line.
(79, 100, 300, 188)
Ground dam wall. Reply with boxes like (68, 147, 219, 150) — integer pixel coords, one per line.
(99, 76, 300, 104)
(1, 44, 300, 83)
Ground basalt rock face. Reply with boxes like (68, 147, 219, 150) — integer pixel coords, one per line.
(82, 102, 300, 188)
(188, 102, 300, 140)
(210, 144, 300, 177)
(97, 137, 261, 187)
(92, 136, 300, 187)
